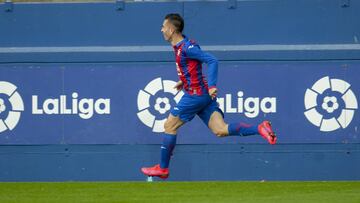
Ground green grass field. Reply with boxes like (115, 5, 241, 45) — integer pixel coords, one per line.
(0, 181, 359, 203)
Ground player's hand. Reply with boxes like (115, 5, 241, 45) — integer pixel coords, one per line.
(209, 87, 217, 99)
(174, 80, 183, 91)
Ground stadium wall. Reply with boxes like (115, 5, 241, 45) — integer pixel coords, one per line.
(0, 0, 359, 181)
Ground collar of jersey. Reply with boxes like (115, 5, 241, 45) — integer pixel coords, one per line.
(173, 35, 188, 49)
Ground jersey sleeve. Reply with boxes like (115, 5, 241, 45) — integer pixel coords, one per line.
(185, 44, 218, 88)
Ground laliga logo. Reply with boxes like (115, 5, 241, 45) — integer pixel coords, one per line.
(0, 81, 24, 133)
(304, 76, 358, 132)
(137, 78, 184, 133)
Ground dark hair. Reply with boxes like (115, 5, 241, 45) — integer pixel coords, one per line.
(165, 13, 184, 33)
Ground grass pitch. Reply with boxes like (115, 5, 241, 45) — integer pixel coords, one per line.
(0, 181, 359, 203)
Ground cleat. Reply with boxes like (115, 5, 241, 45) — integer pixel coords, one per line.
(141, 164, 169, 179)
(258, 121, 277, 145)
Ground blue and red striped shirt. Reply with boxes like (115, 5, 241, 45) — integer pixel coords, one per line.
(173, 36, 218, 96)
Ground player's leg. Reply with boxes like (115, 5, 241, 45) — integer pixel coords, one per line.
(198, 99, 259, 137)
(207, 111, 277, 144)
(198, 99, 277, 144)
(141, 94, 199, 179)
(160, 114, 184, 169)
(207, 111, 258, 137)
(141, 114, 184, 179)
(164, 113, 185, 135)
(206, 111, 228, 137)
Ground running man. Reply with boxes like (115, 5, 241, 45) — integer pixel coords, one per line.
(141, 13, 277, 179)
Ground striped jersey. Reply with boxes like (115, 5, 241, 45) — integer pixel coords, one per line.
(173, 36, 218, 96)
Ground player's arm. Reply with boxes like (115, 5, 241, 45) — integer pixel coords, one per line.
(186, 45, 218, 98)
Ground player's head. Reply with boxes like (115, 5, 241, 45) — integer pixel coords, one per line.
(161, 13, 184, 42)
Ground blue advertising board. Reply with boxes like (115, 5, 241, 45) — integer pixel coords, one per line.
(0, 61, 358, 144)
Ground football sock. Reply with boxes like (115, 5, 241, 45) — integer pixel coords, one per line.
(228, 122, 259, 136)
(160, 133, 177, 169)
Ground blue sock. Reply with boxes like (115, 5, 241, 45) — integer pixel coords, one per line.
(228, 123, 259, 136)
(160, 133, 177, 169)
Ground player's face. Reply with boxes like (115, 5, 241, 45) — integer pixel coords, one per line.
(161, 19, 174, 42)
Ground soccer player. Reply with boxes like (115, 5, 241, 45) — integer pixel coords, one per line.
(141, 13, 277, 179)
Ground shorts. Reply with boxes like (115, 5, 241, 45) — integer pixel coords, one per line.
(170, 93, 224, 125)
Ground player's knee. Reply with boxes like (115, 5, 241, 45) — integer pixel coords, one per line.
(212, 128, 228, 137)
(164, 120, 177, 134)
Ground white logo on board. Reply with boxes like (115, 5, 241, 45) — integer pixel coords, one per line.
(0, 81, 24, 133)
(304, 76, 358, 132)
(137, 78, 184, 133)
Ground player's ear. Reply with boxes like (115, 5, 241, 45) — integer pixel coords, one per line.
(168, 28, 176, 39)
(169, 26, 174, 34)
(169, 23, 176, 34)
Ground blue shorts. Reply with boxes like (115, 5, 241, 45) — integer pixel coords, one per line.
(170, 93, 224, 125)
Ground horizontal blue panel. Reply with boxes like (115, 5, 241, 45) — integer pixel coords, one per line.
(0, 61, 359, 144)
(1, 1, 359, 46)
(1, 45, 360, 63)
(0, 144, 359, 181)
